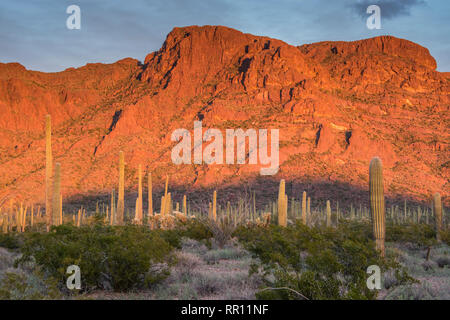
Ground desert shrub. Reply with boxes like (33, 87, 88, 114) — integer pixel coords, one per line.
(439, 228, 450, 246)
(203, 247, 247, 264)
(16, 224, 174, 292)
(386, 224, 436, 247)
(0, 232, 22, 249)
(384, 282, 447, 300)
(198, 216, 237, 248)
(435, 255, 450, 268)
(0, 270, 61, 300)
(180, 219, 213, 242)
(236, 221, 415, 300)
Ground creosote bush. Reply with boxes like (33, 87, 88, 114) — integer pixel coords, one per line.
(386, 224, 437, 247)
(16, 223, 174, 292)
(235, 221, 415, 300)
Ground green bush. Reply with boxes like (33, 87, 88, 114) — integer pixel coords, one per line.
(386, 224, 437, 247)
(16, 224, 174, 292)
(439, 228, 450, 246)
(179, 219, 213, 242)
(151, 219, 213, 250)
(235, 221, 415, 300)
(0, 232, 22, 249)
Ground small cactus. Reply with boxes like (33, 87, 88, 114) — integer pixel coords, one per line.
(433, 193, 442, 241)
(369, 157, 385, 257)
(278, 179, 287, 227)
(183, 195, 187, 216)
(301, 191, 307, 224)
(212, 190, 217, 221)
(166, 192, 172, 215)
(160, 195, 166, 215)
(307, 197, 311, 226)
(110, 189, 115, 225)
(326, 200, 331, 227)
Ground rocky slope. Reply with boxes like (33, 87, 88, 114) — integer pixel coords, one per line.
(0, 25, 448, 208)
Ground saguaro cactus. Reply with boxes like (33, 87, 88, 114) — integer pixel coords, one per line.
(212, 190, 217, 221)
(369, 157, 385, 257)
(52, 163, 61, 226)
(164, 175, 169, 199)
(433, 193, 442, 241)
(307, 197, 311, 226)
(160, 195, 166, 215)
(183, 195, 187, 216)
(45, 115, 53, 229)
(166, 192, 172, 215)
(117, 151, 125, 225)
(148, 172, 153, 217)
(326, 200, 331, 227)
(136, 164, 143, 224)
(110, 189, 115, 225)
(278, 179, 287, 227)
(301, 191, 307, 224)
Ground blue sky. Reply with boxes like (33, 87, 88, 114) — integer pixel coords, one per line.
(1, 0, 449, 72)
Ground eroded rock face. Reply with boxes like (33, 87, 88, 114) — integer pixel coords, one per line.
(0, 25, 448, 205)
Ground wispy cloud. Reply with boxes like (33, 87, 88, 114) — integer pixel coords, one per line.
(350, 0, 425, 20)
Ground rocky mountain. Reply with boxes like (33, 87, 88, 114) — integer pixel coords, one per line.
(0, 25, 448, 208)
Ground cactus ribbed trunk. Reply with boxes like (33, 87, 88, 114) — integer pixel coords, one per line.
(433, 193, 442, 241)
(160, 196, 165, 215)
(45, 115, 53, 229)
(278, 179, 287, 227)
(148, 172, 153, 217)
(117, 151, 125, 225)
(110, 189, 115, 225)
(301, 191, 307, 224)
(59, 194, 63, 225)
(183, 195, 187, 216)
(164, 175, 169, 199)
(212, 190, 217, 221)
(369, 157, 385, 257)
(326, 200, 331, 227)
(307, 197, 311, 226)
(136, 164, 143, 224)
(166, 193, 172, 215)
(52, 163, 61, 226)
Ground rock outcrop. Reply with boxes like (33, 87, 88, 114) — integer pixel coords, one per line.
(0, 25, 448, 206)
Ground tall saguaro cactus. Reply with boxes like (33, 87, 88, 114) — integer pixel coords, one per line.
(433, 193, 442, 241)
(369, 157, 385, 257)
(278, 179, 287, 227)
(117, 151, 125, 225)
(52, 163, 61, 226)
(45, 115, 53, 229)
